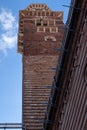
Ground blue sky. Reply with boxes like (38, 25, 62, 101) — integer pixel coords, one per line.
(0, 0, 70, 124)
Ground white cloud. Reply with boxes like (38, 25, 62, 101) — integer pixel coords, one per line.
(0, 8, 18, 53)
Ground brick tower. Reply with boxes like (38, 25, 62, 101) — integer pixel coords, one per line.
(18, 4, 64, 130)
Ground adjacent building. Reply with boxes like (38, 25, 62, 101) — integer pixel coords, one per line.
(44, 0, 87, 130)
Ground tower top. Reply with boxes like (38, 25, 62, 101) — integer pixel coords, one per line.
(25, 4, 51, 11)
(18, 4, 64, 54)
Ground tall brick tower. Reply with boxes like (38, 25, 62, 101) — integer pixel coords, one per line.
(18, 4, 64, 130)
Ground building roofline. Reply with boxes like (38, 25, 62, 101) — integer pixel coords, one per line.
(43, 0, 85, 129)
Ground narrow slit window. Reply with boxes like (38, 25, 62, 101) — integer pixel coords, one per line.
(36, 20, 41, 26)
(43, 20, 48, 26)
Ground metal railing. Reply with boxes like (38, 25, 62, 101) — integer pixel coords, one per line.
(0, 123, 25, 130)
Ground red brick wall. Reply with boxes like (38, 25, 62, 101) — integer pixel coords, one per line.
(23, 56, 58, 129)
(18, 4, 64, 130)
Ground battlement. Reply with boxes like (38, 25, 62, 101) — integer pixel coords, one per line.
(18, 4, 64, 54)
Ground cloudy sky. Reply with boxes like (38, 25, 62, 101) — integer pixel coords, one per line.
(0, 0, 70, 124)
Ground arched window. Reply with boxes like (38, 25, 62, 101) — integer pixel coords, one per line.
(44, 36, 56, 41)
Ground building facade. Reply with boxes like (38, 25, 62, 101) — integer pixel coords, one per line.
(44, 0, 87, 130)
(18, 4, 64, 130)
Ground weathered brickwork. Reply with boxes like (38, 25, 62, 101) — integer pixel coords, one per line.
(23, 56, 58, 129)
(18, 4, 64, 130)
